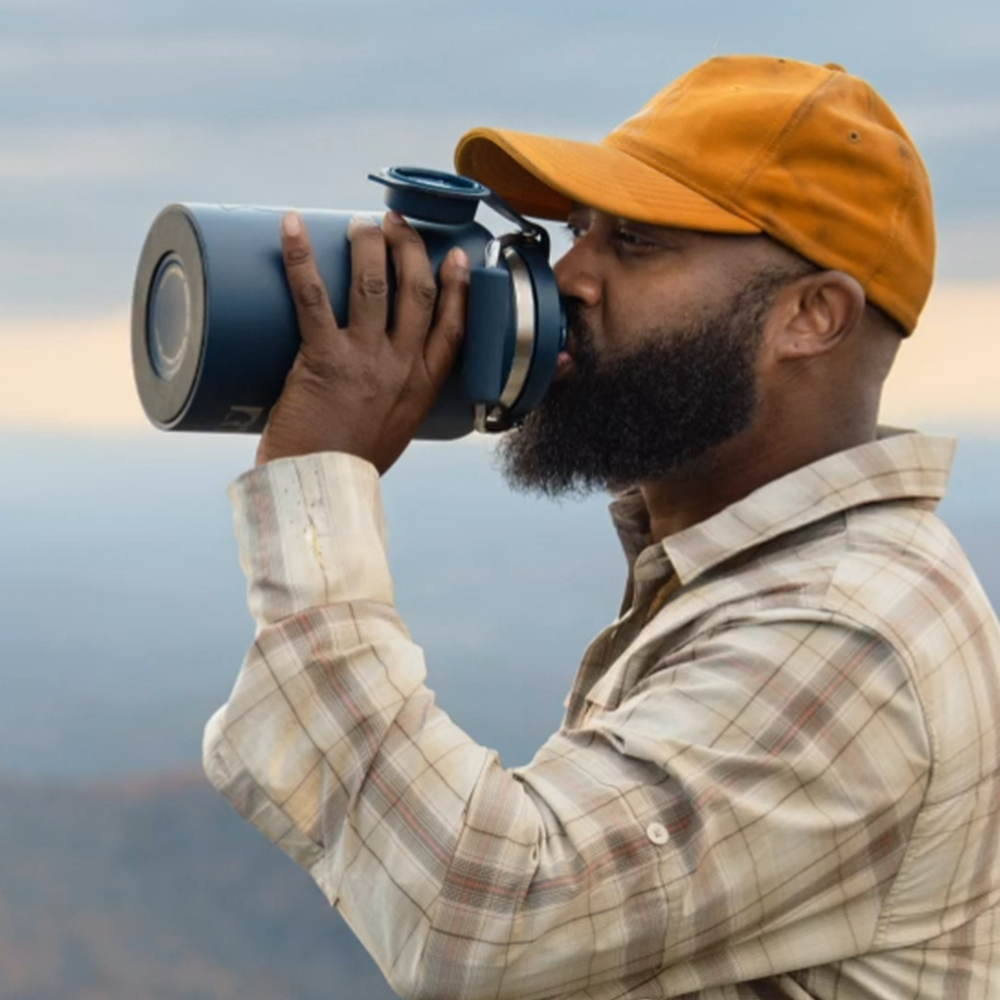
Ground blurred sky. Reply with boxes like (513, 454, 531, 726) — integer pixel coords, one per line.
(1, 1, 999, 776)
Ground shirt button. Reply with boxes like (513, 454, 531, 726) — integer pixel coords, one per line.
(646, 822, 669, 845)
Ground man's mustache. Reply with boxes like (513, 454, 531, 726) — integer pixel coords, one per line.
(562, 299, 597, 365)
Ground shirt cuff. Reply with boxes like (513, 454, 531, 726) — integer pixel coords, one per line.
(229, 451, 393, 628)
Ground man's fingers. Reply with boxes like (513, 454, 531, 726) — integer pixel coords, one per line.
(424, 246, 470, 388)
(383, 211, 438, 353)
(347, 215, 390, 338)
(281, 212, 340, 346)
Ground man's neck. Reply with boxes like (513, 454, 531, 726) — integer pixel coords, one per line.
(639, 426, 879, 543)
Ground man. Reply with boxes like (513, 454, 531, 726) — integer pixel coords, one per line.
(203, 56, 1000, 998)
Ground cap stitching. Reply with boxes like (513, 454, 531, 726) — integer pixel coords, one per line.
(724, 70, 839, 209)
(858, 85, 909, 290)
(865, 161, 918, 328)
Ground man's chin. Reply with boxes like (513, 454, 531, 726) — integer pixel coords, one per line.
(495, 430, 585, 498)
(496, 433, 617, 499)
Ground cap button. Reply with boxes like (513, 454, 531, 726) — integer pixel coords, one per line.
(824, 62, 847, 72)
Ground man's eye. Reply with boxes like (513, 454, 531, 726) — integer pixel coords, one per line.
(614, 228, 655, 252)
(564, 222, 587, 242)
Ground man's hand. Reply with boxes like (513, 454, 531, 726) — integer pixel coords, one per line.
(256, 210, 470, 472)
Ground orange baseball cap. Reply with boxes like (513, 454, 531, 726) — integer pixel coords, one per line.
(454, 55, 935, 333)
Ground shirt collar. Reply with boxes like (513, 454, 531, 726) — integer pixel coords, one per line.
(609, 429, 957, 587)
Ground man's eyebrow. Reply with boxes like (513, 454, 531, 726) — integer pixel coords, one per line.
(617, 218, 693, 244)
(562, 207, 691, 245)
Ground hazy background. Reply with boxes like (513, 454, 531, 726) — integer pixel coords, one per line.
(0, 2, 998, 997)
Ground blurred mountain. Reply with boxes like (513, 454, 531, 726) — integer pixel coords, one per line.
(0, 771, 395, 1000)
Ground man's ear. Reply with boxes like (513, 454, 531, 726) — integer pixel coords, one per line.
(768, 271, 866, 360)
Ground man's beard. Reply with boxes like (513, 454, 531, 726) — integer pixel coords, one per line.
(496, 272, 783, 497)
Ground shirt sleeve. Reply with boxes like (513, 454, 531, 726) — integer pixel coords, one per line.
(203, 452, 932, 1000)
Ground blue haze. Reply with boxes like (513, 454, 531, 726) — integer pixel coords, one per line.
(1, 429, 998, 779)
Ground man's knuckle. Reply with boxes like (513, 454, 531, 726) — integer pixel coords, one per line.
(398, 228, 425, 249)
(439, 317, 464, 344)
(409, 279, 439, 308)
(352, 224, 383, 246)
(357, 271, 389, 299)
(304, 359, 334, 382)
(296, 280, 327, 311)
(285, 245, 312, 268)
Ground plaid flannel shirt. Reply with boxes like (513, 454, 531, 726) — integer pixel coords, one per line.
(204, 430, 1000, 999)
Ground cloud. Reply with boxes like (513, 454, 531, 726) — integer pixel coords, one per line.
(0, 114, 485, 320)
(0, 35, 304, 85)
(0, 312, 146, 433)
(0, 125, 168, 183)
(881, 281, 1000, 429)
(0, 281, 998, 437)
(899, 97, 1000, 144)
(936, 215, 1000, 282)
(0, 115, 481, 186)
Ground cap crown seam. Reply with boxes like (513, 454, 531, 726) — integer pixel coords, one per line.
(722, 70, 836, 217)
(864, 146, 916, 302)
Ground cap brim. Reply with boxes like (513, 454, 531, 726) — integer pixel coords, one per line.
(454, 127, 761, 234)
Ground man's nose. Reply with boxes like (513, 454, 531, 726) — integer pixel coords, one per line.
(554, 244, 602, 308)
